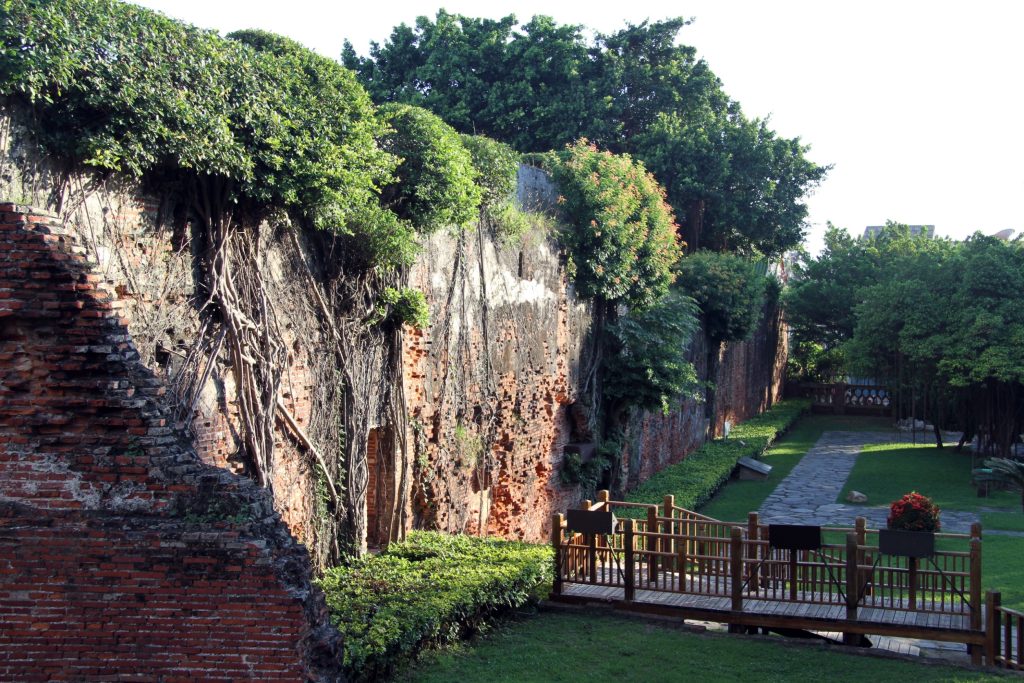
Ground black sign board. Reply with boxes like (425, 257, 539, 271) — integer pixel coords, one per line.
(566, 508, 617, 535)
(768, 524, 822, 551)
(878, 529, 935, 558)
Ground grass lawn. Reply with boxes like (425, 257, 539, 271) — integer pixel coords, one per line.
(699, 414, 894, 522)
(401, 609, 1010, 682)
(984, 535, 1024, 611)
(838, 443, 1019, 513)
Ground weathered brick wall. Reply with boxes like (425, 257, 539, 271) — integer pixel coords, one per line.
(2, 105, 787, 556)
(622, 301, 787, 487)
(402, 224, 591, 541)
(0, 205, 344, 680)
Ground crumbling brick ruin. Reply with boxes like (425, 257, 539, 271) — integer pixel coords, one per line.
(0, 204, 344, 680)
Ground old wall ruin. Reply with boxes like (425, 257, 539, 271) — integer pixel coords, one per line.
(0, 204, 344, 680)
(0, 108, 786, 560)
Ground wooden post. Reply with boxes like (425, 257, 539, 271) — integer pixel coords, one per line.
(551, 513, 564, 596)
(597, 489, 610, 505)
(843, 531, 859, 645)
(647, 505, 658, 584)
(582, 500, 598, 584)
(747, 512, 760, 592)
(908, 558, 918, 610)
(677, 547, 686, 593)
(624, 518, 635, 602)
(788, 550, 799, 601)
(855, 517, 868, 597)
(728, 526, 744, 633)
(664, 494, 676, 562)
(970, 524, 983, 665)
(985, 591, 1001, 666)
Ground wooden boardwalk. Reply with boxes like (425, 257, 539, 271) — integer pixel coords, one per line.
(547, 494, 1024, 667)
(556, 573, 980, 645)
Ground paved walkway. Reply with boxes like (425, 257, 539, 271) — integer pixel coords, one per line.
(758, 431, 982, 533)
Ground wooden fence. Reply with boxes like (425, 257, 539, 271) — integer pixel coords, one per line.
(552, 491, 999, 662)
(987, 592, 1023, 670)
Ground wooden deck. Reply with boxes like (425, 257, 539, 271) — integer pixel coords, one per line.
(555, 574, 981, 645)
(548, 494, 1024, 667)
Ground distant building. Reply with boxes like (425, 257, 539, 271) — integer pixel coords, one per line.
(863, 224, 935, 239)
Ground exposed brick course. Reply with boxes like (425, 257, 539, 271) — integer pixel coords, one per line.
(0, 204, 344, 681)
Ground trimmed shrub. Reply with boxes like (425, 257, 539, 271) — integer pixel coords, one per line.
(621, 399, 810, 513)
(317, 531, 551, 680)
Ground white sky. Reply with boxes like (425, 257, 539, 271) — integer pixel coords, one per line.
(131, 0, 1024, 252)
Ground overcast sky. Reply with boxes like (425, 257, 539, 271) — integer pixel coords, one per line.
(131, 0, 1024, 251)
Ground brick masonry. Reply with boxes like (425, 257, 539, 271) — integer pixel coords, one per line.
(0, 204, 345, 681)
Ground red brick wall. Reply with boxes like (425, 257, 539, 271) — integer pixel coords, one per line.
(0, 204, 344, 681)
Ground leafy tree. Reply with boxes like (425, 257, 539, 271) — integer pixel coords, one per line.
(345, 12, 828, 257)
(377, 103, 481, 232)
(459, 134, 519, 210)
(676, 250, 767, 344)
(604, 291, 701, 414)
(544, 139, 682, 310)
(790, 222, 1024, 455)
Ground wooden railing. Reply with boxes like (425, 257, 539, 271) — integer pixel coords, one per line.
(552, 492, 984, 645)
(986, 592, 1023, 670)
(788, 382, 892, 416)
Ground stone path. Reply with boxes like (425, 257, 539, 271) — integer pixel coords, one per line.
(758, 431, 982, 533)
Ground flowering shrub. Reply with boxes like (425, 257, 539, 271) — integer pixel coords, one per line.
(887, 491, 941, 532)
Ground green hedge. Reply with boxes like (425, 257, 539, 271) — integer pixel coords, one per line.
(317, 531, 552, 680)
(621, 398, 810, 513)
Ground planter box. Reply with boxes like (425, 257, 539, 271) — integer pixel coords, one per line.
(878, 529, 935, 558)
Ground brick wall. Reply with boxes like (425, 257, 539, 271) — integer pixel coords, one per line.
(0, 204, 344, 680)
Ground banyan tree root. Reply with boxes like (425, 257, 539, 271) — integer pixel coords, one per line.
(202, 209, 285, 489)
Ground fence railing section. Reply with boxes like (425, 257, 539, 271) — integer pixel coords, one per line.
(986, 592, 1023, 670)
(789, 383, 892, 415)
(552, 491, 983, 628)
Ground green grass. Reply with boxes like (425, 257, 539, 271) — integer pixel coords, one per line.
(984, 535, 1024, 612)
(839, 443, 1019, 513)
(981, 512, 1024, 532)
(699, 414, 896, 522)
(401, 610, 1010, 682)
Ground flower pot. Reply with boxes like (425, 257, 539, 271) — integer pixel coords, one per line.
(878, 529, 935, 558)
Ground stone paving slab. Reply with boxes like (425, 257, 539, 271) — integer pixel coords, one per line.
(758, 431, 982, 533)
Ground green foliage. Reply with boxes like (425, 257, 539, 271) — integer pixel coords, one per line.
(621, 399, 809, 513)
(545, 139, 682, 308)
(786, 339, 846, 383)
(981, 458, 1024, 512)
(459, 133, 519, 209)
(0, 0, 394, 232)
(676, 250, 767, 344)
(799, 226, 1024, 454)
(372, 286, 429, 330)
(345, 12, 827, 257)
(317, 531, 551, 680)
(378, 103, 481, 232)
(840, 443, 1018, 512)
(405, 610, 1004, 683)
(604, 290, 701, 414)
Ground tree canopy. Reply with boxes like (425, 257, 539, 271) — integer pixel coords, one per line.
(786, 224, 1024, 455)
(543, 140, 682, 310)
(345, 12, 828, 257)
(1, 0, 395, 232)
